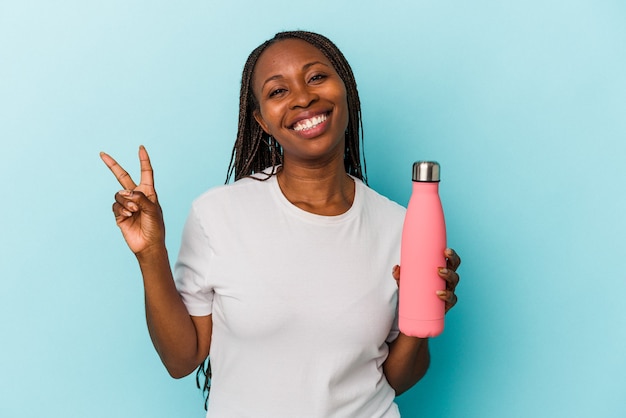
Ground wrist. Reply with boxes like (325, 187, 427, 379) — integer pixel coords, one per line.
(135, 243, 168, 264)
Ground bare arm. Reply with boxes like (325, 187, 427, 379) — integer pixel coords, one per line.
(384, 249, 461, 394)
(384, 334, 430, 395)
(137, 244, 212, 378)
(101, 146, 211, 378)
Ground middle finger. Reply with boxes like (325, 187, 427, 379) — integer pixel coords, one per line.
(439, 267, 460, 291)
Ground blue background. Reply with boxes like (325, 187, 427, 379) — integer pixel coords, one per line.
(1, 1, 625, 417)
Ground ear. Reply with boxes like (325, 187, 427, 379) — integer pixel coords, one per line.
(253, 109, 271, 135)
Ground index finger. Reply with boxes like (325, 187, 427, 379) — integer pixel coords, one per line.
(138, 145, 154, 188)
(100, 151, 137, 190)
(445, 248, 461, 271)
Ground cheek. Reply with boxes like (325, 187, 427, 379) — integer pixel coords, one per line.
(256, 106, 280, 133)
(339, 95, 350, 130)
(335, 83, 349, 129)
(261, 100, 285, 123)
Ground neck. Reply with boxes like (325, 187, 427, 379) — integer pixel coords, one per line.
(277, 157, 355, 216)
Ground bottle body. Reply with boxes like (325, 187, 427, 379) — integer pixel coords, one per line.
(399, 168, 447, 338)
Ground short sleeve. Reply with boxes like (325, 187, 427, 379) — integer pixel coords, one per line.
(174, 204, 214, 317)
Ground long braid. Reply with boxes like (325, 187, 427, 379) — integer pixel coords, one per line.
(195, 358, 211, 410)
(225, 38, 284, 183)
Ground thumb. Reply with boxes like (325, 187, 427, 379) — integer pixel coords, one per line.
(119, 189, 161, 216)
(392, 265, 400, 287)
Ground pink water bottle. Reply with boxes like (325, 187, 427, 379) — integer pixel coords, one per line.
(399, 161, 447, 338)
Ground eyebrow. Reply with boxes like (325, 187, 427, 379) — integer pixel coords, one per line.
(260, 61, 331, 90)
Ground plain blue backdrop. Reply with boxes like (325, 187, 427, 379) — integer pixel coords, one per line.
(1, 1, 625, 417)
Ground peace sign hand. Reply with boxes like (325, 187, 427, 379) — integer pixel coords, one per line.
(100, 146, 165, 256)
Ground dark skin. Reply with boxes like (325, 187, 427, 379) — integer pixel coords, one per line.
(100, 147, 211, 378)
(387, 251, 461, 394)
(100, 38, 461, 395)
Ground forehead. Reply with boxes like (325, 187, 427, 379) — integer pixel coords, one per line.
(253, 39, 335, 83)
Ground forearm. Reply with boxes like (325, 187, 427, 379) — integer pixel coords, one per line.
(136, 245, 203, 378)
(383, 334, 430, 395)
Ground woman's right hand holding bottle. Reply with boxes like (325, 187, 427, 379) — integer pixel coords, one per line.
(100, 145, 165, 257)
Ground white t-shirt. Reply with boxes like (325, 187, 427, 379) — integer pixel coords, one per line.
(175, 170, 406, 418)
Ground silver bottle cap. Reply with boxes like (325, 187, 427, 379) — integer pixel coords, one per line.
(412, 161, 440, 182)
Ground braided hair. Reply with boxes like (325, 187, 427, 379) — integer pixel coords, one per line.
(198, 31, 367, 410)
(225, 30, 367, 184)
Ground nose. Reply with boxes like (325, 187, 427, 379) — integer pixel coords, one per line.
(289, 82, 318, 109)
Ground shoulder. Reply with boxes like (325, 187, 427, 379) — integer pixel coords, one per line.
(356, 180, 406, 219)
(191, 172, 276, 219)
(192, 169, 277, 210)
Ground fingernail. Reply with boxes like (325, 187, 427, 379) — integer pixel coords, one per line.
(127, 202, 138, 211)
(439, 268, 448, 274)
(436, 290, 447, 296)
(119, 190, 131, 196)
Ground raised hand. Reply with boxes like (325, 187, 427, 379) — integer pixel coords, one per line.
(100, 146, 165, 256)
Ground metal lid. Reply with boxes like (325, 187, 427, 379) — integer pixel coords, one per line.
(412, 161, 440, 182)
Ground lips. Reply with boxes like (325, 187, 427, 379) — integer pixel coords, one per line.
(289, 112, 330, 132)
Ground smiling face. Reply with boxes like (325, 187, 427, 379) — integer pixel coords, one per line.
(252, 38, 350, 167)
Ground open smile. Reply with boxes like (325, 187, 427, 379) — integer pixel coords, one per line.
(290, 112, 330, 132)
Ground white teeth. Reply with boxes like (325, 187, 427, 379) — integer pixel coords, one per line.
(293, 114, 327, 132)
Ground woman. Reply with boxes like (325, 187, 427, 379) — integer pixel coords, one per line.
(101, 30, 460, 417)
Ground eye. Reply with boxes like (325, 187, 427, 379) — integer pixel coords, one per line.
(268, 88, 287, 98)
(309, 74, 327, 83)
